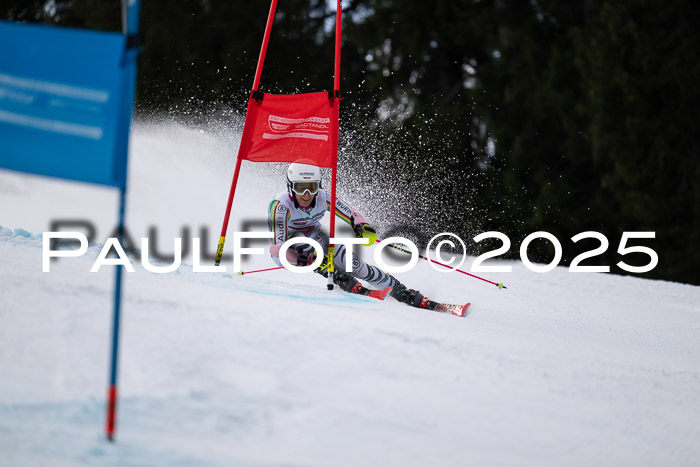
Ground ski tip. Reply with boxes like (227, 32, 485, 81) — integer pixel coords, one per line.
(453, 302, 470, 317)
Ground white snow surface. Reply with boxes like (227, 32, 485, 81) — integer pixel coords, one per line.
(1, 121, 700, 467)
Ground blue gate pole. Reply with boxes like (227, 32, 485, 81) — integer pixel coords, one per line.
(106, 188, 126, 441)
(106, 0, 140, 442)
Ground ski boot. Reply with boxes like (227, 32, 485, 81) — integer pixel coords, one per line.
(388, 275, 428, 308)
(335, 272, 392, 300)
(388, 276, 468, 315)
(334, 272, 361, 293)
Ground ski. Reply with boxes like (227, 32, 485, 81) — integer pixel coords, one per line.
(346, 284, 393, 301)
(333, 273, 467, 315)
(420, 299, 471, 317)
(341, 282, 469, 315)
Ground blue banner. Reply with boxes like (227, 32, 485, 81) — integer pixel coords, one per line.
(0, 20, 135, 189)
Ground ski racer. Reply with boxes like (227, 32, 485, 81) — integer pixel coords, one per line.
(267, 160, 429, 308)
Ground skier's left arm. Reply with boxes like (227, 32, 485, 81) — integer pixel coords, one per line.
(327, 197, 377, 245)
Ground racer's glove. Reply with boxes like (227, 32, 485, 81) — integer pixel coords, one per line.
(296, 251, 316, 267)
(351, 216, 377, 246)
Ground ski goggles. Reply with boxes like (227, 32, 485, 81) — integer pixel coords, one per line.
(291, 181, 320, 195)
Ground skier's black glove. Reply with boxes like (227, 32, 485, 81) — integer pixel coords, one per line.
(296, 251, 316, 266)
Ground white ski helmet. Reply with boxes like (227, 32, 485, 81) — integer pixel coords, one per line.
(287, 161, 321, 196)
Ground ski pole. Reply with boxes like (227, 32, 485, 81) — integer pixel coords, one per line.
(375, 239, 506, 289)
(237, 265, 285, 276)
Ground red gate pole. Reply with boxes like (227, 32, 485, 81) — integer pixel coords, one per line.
(215, 0, 278, 266)
(327, 0, 342, 289)
(252, 0, 278, 92)
(334, 0, 342, 91)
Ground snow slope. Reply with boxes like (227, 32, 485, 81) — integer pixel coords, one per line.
(1, 121, 700, 467)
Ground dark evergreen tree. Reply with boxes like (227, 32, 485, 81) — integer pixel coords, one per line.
(572, 0, 700, 282)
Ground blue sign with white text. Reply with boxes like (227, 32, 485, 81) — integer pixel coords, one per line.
(0, 20, 136, 189)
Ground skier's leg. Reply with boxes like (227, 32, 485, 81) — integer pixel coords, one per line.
(333, 245, 393, 290)
(333, 246, 425, 306)
(309, 229, 421, 305)
(386, 275, 426, 308)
